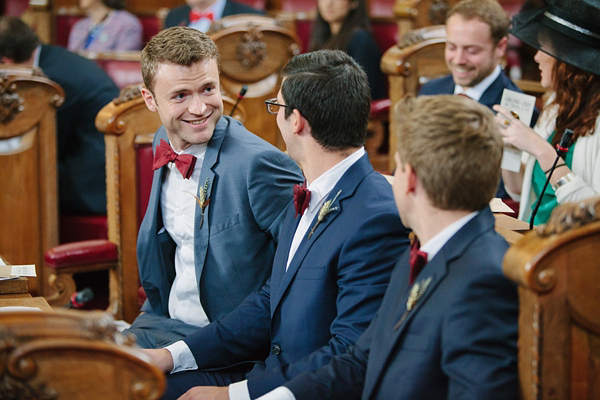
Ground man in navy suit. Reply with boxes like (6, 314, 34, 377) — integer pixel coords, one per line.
(142, 50, 410, 400)
(0, 17, 118, 215)
(261, 95, 519, 400)
(164, 0, 263, 32)
(128, 27, 303, 348)
(419, 0, 534, 199)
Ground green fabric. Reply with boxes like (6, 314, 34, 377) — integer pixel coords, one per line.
(531, 131, 575, 225)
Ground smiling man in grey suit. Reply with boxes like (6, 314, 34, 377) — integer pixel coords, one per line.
(126, 26, 303, 348)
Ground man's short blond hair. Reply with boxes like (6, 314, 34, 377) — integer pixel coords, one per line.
(447, 0, 510, 44)
(394, 95, 502, 212)
(141, 26, 220, 92)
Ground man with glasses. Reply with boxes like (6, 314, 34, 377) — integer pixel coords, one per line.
(142, 49, 410, 400)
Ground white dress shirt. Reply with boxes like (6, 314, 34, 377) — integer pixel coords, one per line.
(453, 65, 501, 101)
(256, 210, 479, 400)
(161, 143, 209, 328)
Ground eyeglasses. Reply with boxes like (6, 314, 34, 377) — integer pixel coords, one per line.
(265, 98, 290, 114)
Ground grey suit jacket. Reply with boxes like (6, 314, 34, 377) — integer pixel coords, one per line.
(137, 116, 303, 321)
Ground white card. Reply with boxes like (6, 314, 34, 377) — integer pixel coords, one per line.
(0, 264, 37, 278)
(499, 89, 536, 172)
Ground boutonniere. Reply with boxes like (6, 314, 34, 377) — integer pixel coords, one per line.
(186, 178, 211, 229)
(394, 277, 432, 331)
(307, 190, 342, 240)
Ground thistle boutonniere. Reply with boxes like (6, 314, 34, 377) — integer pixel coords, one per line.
(394, 277, 432, 331)
(307, 189, 342, 240)
(186, 178, 211, 229)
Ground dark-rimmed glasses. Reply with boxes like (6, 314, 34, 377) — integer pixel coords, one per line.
(265, 98, 290, 114)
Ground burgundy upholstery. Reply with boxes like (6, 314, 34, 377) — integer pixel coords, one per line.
(45, 239, 117, 269)
(4, 0, 29, 16)
(369, 0, 395, 17)
(135, 143, 155, 227)
(236, 0, 267, 10)
(60, 215, 108, 243)
(370, 99, 391, 120)
(97, 59, 143, 89)
(138, 14, 161, 44)
(55, 14, 82, 48)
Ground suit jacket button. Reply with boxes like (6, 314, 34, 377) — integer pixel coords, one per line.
(271, 344, 281, 355)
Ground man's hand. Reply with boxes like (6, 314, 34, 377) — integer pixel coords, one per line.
(178, 386, 229, 400)
(140, 348, 174, 372)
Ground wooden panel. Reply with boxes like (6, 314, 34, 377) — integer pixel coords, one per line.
(0, 67, 64, 296)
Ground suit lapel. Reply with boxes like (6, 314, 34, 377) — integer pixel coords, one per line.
(270, 154, 373, 314)
(363, 209, 497, 398)
(193, 117, 227, 283)
(479, 72, 504, 109)
(269, 206, 301, 305)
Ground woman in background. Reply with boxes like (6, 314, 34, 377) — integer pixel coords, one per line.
(309, 0, 385, 99)
(68, 0, 143, 52)
(494, 0, 600, 225)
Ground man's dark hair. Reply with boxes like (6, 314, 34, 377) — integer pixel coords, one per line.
(281, 50, 370, 151)
(102, 0, 126, 10)
(0, 17, 39, 63)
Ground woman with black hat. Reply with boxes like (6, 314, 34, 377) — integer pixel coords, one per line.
(493, 0, 600, 226)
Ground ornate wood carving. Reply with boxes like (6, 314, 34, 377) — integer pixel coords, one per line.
(113, 83, 143, 106)
(428, 0, 451, 25)
(538, 197, 600, 237)
(236, 27, 267, 69)
(0, 330, 58, 400)
(0, 77, 24, 125)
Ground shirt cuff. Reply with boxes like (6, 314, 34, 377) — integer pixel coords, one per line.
(229, 380, 251, 400)
(256, 386, 297, 400)
(165, 340, 198, 374)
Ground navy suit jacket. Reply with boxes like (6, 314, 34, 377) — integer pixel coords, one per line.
(164, 1, 264, 28)
(180, 154, 410, 398)
(137, 116, 303, 322)
(286, 208, 519, 400)
(39, 44, 118, 215)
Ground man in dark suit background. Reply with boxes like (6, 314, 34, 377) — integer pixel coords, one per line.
(0, 17, 118, 215)
(419, 0, 532, 199)
(164, 0, 263, 32)
(260, 95, 519, 400)
(141, 49, 410, 400)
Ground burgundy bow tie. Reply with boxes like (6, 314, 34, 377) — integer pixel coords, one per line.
(409, 239, 428, 285)
(456, 93, 472, 99)
(293, 182, 311, 218)
(153, 140, 197, 179)
(190, 10, 214, 23)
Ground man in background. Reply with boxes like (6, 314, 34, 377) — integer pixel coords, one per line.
(0, 16, 117, 215)
(164, 0, 263, 32)
(419, 0, 534, 198)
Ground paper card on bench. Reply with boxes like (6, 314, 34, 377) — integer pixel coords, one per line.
(0, 264, 37, 278)
(500, 89, 536, 172)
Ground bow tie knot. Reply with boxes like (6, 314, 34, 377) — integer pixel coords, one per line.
(409, 239, 428, 285)
(190, 10, 214, 23)
(153, 139, 197, 179)
(293, 182, 311, 218)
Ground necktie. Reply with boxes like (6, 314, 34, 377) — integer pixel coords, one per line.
(456, 93, 472, 99)
(409, 239, 428, 285)
(153, 140, 197, 179)
(293, 182, 311, 218)
(190, 10, 214, 22)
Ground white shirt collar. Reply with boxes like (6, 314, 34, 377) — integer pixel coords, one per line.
(306, 147, 365, 212)
(454, 65, 501, 101)
(32, 45, 42, 68)
(419, 211, 479, 261)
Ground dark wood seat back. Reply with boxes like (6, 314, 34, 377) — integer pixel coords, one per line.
(503, 197, 600, 400)
(0, 66, 64, 296)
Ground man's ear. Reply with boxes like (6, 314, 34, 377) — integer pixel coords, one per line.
(1, 56, 15, 64)
(494, 36, 509, 60)
(140, 87, 157, 112)
(405, 164, 418, 195)
(291, 108, 306, 135)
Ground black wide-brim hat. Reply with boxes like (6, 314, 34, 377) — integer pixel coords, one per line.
(511, 0, 600, 75)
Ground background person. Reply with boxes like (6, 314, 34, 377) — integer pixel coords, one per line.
(308, 0, 385, 100)
(493, 0, 600, 225)
(68, 0, 143, 51)
(164, 0, 263, 32)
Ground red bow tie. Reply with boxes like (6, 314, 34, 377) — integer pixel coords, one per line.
(293, 182, 311, 218)
(189, 10, 214, 23)
(153, 140, 197, 179)
(409, 239, 428, 285)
